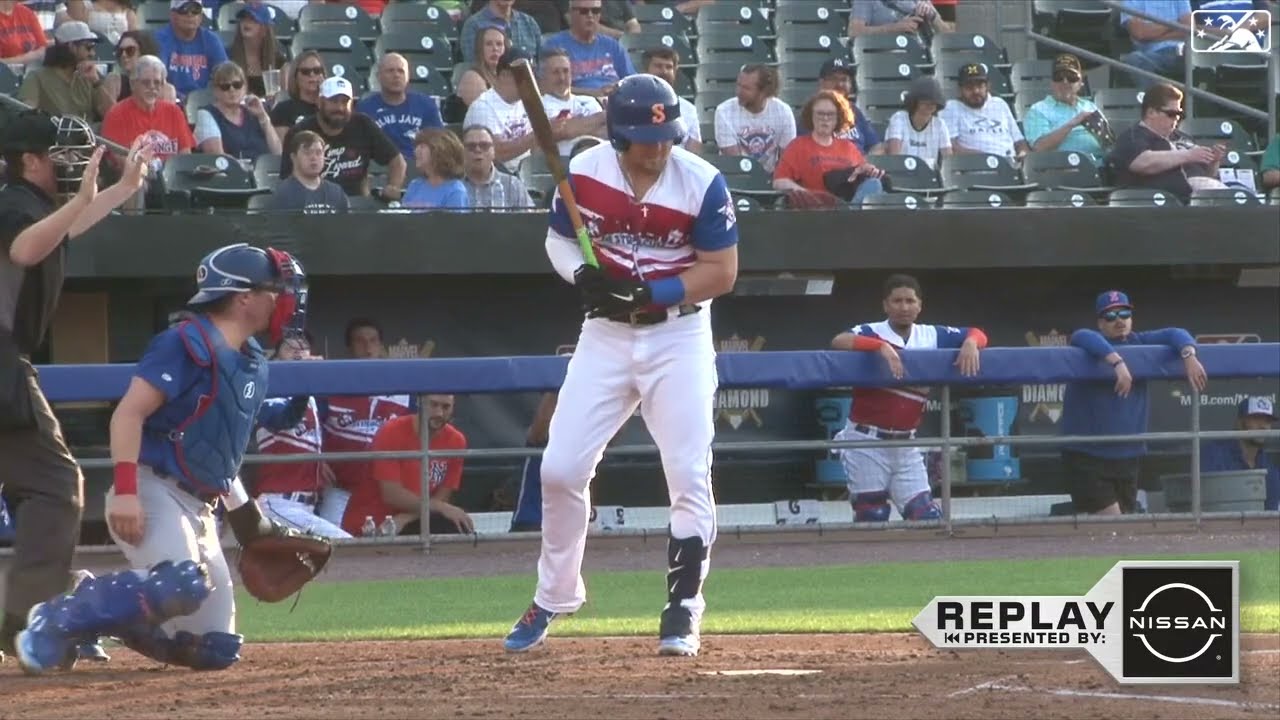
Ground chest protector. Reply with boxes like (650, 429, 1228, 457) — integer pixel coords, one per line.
(167, 318, 269, 496)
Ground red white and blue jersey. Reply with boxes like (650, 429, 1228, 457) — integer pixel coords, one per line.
(548, 144, 739, 285)
(253, 397, 322, 495)
(848, 321, 974, 431)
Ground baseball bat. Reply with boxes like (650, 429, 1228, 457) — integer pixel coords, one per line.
(509, 58, 599, 269)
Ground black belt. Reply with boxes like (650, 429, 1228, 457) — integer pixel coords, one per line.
(606, 304, 701, 327)
(853, 423, 916, 439)
(278, 491, 317, 505)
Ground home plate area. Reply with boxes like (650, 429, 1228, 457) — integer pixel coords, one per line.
(4, 634, 1277, 719)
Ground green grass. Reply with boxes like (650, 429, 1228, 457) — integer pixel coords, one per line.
(238, 550, 1280, 642)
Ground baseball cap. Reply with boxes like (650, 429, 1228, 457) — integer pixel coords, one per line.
(497, 47, 530, 73)
(819, 58, 853, 79)
(1053, 53, 1083, 80)
(170, 0, 203, 10)
(958, 62, 988, 84)
(236, 3, 272, 26)
(1239, 396, 1278, 420)
(320, 76, 353, 99)
(0, 109, 59, 154)
(53, 21, 97, 44)
(1095, 290, 1132, 315)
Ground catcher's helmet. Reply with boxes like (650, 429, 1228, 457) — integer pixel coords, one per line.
(606, 73, 684, 151)
(188, 243, 308, 344)
(0, 109, 98, 201)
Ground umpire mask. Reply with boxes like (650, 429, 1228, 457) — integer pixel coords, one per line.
(48, 115, 98, 203)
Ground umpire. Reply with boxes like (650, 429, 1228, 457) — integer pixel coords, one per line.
(0, 109, 152, 662)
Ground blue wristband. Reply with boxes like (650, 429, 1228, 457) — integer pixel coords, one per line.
(648, 276, 686, 306)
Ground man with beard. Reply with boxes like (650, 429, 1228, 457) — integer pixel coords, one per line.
(829, 274, 987, 523)
(279, 76, 406, 200)
(940, 62, 1029, 159)
(714, 64, 795, 172)
(641, 47, 701, 153)
(1200, 397, 1277, 512)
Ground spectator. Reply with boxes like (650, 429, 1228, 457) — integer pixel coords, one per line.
(847, 0, 952, 38)
(270, 49, 324, 139)
(356, 53, 445, 165)
(0, 0, 48, 66)
(1259, 134, 1280, 192)
(279, 76, 407, 199)
(460, 124, 534, 209)
(573, 0, 640, 39)
(885, 76, 952, 170)
(1108, 83, 1227, 202)
(539, 46, 606, 157)
(61, 0, 138, 46)
(100, 54, 195, 161)
(543, 0, 635, 98)
(18, 21, 111, 122)
(642, 47, 701, 153)
(1200, 397, 1279, 512)
(193, 61, 281, 161)
(1023, 54, 1108, 159)
(504, 0, 565, 33)
(367, 394, 474, 536)
(97, 30, 178, 108)
(463, 47, 537, 174)
(714, 64, 796, 173)
(1061, 290, 1207, 515)
(153, 0, 229, 100)
(460, 0, 541, 62)
(940, 62, 1030, 159)
(403, 128, 469, 210)
(227, 1, 287, 99)
(1118, 0, 1191, 90)
(270, 129, 349, 212)
(774, 90, 884, 206)
(809, 58, 883, 157)
(456, 25, 509, 107)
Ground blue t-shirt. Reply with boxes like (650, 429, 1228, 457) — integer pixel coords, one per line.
(542, 32, 635, 91)
(134, 328, 209, 485)
(355, 92, 445, 163)
(154, 24, 229, 98)
(403, 178, 470, 210)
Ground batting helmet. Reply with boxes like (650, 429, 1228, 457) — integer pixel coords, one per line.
(188, 243, 308, 344)
(606, 73, 684, 151)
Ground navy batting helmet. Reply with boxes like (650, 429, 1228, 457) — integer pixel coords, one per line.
(188, 243, 308, 344)
(607, 73, 684, 151)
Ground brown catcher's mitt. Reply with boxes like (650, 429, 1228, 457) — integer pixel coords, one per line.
(237, 526, 332, 603)
(785, 188, 840, 210)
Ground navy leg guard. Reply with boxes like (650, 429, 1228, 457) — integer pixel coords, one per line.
(852, 492, 892, 522)
(15, 560, 211, 675)
(902, 491, 943, 521)
(118, 625, 243, 670)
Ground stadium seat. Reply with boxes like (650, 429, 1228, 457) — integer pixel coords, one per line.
(855, 54, 920, 95)
(397, 62, 452, 97)
(374, 32, 455, 69)
(1030, 0, 1114, 65)
(1092, 88, 1145, 128)
(1025, 189, 1098, 207)
(348, 194, 382, 212)
(1270, 187, 1280, 206)
(1177, 118, 1257, 156)
(939, 154, 1037, 192)
(139, 2, 183, 28)
(378, 1, 457, 39)
(1190, 52, 1269, 114)
(858, 88, 908, 124)
(292, 30, 376, 78)
(773, 2, 845, 34)
(779, 56, 834, 87)
(1188, 188, 1264, 207)
(519, 153, 560, 203)
(874, 155, 947, 195)
(930, 33, 1007, 69)
(297, 2, 379, 42)
(859, 192, 929, 210)
(218, 1, 294, 40)
(160, 154, 264, 210)
(704, 155, 782, 204)
(1106, 188, 1183, 207)
(622, 29, 695, 67)
(696, 90, 735, 125)
(694, 4, 773, 37)
(774, 25, 845, 59)
(696, 27, 775, 64)
(1011, 59, 1055, 94)
(247, 193, 274, 212)
(732, 195, 764, 212)
(938, 190, 1015, 209)
(850, 34, 930, 67)
(777, 86, 811, 113)
(695, 61, 745, 93)
(1021, 151, 1110, 192)
(252, 159, 281, 192)
(184, 88, 214, 127)
(0, 63, 20, 96)
(632, 3, 693, 34)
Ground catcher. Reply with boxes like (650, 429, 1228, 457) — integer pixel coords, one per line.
(14, 243, 331, 675)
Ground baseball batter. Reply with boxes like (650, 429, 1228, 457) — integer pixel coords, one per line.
(830, 274, 987, 522)
(504, 74, 739, 658)
(15, 244, 319, 674)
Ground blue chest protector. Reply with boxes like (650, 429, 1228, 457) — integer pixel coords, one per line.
(151, 318, 269, 497)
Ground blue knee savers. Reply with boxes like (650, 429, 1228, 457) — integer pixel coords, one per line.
(851, 492, 892, 522)
(40, 560, 210, 639)
(119, 624, 243, 670)
(902, 491, 942, 521)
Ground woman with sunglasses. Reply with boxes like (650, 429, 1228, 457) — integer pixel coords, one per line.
(227, 3, 286, 99)
(61, 0, 137, 46)
(270, 49, 325, 141)
(97, 29, 176, 108)
(194, 61, 282, 161)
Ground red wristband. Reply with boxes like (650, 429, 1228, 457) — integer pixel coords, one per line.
(113, 461, 138, 496)
(851, 335, 888, 352)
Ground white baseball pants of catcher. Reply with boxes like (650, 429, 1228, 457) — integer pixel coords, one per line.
(835, 421, 929, 509)
(259, 493, 352, 539)
(105, 466, 234, 636)
(534, 308, 719, 617)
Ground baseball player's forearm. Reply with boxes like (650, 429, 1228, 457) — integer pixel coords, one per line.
(109, 377, 168, 494)
(670, 247, 737, 304)
(1070, 329, 1116, 358)
(965, 328, 989, 348)
(832, 333, 887, 352)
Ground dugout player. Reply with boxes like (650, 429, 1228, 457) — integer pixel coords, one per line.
(830, 274, 987, 522)
(503, 74, 739, 658)
(0, 110, 153, 664)
(13, 243, 315, 675)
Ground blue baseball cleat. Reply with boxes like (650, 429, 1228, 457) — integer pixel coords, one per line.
(504, 603, 558, 653)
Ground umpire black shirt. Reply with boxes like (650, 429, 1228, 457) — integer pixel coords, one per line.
(0, 179, 66, 355)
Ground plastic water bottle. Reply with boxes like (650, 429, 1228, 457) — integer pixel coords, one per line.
(361, 515, 377, 537)
(490, 181, 505, 209)
(379, 515, 397, 537)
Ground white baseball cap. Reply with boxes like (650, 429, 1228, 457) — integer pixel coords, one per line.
(1239, 396, 1277, 420)
(320, 76, 353, 99)
(54, 21, 97, 44)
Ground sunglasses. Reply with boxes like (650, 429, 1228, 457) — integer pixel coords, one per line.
(175, 5, 204, 15)
(1100, 309, 1133, 321)
(574, 6, 603, 14)
(298, 66, 325, 76)
(464, 141, 493, 151)
(116, 45, 138, 57)
(1159, 108, 1184, 120)
(1052, 72, 1080, 83)
(218, 80, 245, 91)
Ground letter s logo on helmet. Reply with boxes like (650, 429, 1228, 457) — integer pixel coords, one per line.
(607, 74, 684, 151)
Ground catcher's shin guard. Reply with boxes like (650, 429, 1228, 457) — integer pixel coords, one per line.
(118, 624, 243, 670)
(852, 491, 892, 522)
(902, 491, 942, 521)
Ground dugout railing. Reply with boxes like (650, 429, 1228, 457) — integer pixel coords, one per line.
(21, 343, 1280, 552)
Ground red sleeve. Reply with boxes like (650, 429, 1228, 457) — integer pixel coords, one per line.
(443, 430, 466, 492)
(966, 328, 989, 348)
(773, 139, 803, 182)
(23, 9, 48, 49)
(851, 335, 888, 351)
(369, 422, 401, 485)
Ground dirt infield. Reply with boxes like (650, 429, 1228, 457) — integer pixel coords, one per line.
(4, 634, 1278, 720)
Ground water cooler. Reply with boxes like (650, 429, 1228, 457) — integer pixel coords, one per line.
(815, 396, 852, 487)
(957, 397, 1021, 482)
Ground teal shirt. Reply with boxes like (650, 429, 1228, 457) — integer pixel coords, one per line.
(1023, 95, 1104, 158)
(1261, 135, 1280, 174)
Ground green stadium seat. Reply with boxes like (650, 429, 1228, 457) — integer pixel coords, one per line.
(1025, 189, 1098, 207)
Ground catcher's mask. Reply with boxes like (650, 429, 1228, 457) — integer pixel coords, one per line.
(48, 115, 98, 202)
(188, 243, 309, 345)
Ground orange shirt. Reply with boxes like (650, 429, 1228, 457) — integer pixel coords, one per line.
(101, 98, 196, 160)
(341, 415, 467, 535)
(773, 134, 865, 194)
(0, 4, 47, 60)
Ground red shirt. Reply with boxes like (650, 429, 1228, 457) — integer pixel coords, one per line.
(774, 134, 865, 194)
(101, 98, 196, 159)
(253, 398, 322, 495)
(0, 4, 47, 61)
(341, 415, 467, 535)
(322, 393, 413, 494)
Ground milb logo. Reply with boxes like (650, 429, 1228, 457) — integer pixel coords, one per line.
(1122, 567, 1234, 680)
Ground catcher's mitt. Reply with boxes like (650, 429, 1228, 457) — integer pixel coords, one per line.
(237, 526, 332, 603)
